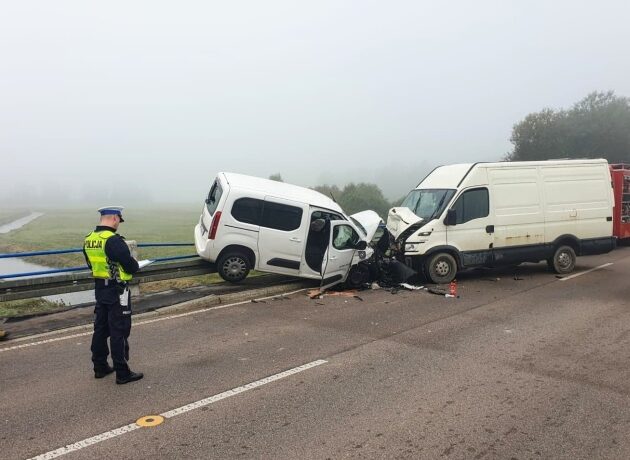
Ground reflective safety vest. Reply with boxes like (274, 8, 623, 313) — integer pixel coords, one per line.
(84, 230, 133, 281)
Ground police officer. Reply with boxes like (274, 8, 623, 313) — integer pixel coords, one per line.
(83, 206, 143, 384)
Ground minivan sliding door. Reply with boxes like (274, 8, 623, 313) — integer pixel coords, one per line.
(257, 197, 309, 275)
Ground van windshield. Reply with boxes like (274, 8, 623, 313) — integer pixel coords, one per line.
(400, 189, 455, 221)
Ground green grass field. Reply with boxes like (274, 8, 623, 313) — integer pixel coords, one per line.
(0, 206, 233, 316)
(0, 207, 202, 267)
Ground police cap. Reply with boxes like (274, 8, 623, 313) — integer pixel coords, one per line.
(97, 206, 125, 222)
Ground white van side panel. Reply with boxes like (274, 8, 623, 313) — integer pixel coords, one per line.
(541, 164, 613, 241)
(488, 167, 545, 247)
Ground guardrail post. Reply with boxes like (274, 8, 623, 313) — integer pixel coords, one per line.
(125, 240, 141, 297)
(126, 240, 138, 259)
(130, 282, 141, 297)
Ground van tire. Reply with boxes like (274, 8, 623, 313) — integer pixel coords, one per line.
(425, 252, 457, 284)
(548, 245, 576, 274)
(345, 264, 370, 289)
(217, 251, 251, 283)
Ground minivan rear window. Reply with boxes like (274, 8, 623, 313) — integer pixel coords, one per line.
(231, 198, 263, 225)
(206, 182, 223, 215)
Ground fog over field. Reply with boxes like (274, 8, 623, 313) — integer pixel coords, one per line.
(1, 0, 629, 207)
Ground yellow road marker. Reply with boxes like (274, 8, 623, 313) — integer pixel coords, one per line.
(136, 415, 164, 427)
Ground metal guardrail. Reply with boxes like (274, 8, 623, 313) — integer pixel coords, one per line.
(0, 243, 197, 279)
(0, 258, 217, 302)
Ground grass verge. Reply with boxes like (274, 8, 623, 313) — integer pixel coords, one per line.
(0, 298, 69, 318)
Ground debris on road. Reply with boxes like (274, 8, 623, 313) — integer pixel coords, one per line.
(426, 287, 448, 296)
(307, 289, 361, 300)
(400, 283, 424, 290)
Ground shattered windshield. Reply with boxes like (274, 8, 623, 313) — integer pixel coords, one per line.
(400, 189, 456, 221)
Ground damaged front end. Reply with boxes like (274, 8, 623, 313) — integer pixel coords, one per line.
(344, 210, 386, 288)
(387, 206, 425, 254)
(343, 208, 422, 288)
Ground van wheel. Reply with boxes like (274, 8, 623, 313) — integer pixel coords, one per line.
(426, 252, 457, 284)
(217, 252, 250, 283)
(345, 264, 370, 289)
(548, 245, 576, 274)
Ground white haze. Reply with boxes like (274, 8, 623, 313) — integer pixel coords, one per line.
(1, 0, 629, 207)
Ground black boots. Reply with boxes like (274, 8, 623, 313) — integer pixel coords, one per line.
(94, 365, 143, 384)
(116, 371, 144, 385)
(94, 365, 115, 379)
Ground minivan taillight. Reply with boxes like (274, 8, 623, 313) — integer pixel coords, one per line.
(209, 211, 222, 240)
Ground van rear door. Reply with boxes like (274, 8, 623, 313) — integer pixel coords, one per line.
(200, 179, 224, 238)
(257, 197, 309, 274)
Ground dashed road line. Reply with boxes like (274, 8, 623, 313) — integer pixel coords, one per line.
(557, 262, 613, 281)
(0, 288, 308, 354)
(27, 359, 327, 460)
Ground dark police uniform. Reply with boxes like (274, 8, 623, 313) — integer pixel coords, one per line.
(83, 224, 140, 381)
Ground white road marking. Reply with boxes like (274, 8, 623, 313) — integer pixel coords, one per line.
(27, 359, 327, 460)
(557, 263, 613, 281)
(0, 288, 308, 353)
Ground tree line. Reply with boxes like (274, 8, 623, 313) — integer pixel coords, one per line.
(507, 91, 630, 163)
(268, 174, 403, 218)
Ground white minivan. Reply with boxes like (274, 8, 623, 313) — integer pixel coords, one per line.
(387, 159, 616, 284)
(194, 173, 382, 287)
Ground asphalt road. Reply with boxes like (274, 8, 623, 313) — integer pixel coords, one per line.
(1, 247, 630, 459)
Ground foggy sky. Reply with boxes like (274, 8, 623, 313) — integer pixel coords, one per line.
(1, 0, 629, 207)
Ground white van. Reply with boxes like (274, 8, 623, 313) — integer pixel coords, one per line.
(194, 172, 382, 287)
(387, 159, 616, 284)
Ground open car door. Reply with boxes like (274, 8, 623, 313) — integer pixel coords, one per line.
(320, 220, 366, 290)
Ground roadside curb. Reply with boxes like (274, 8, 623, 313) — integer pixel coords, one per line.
(2, 281, 315, 344)
(153, 281, 313, 316)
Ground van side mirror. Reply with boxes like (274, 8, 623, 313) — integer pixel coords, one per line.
(354, 240, 368, 250)
(445, 209, 457, 226)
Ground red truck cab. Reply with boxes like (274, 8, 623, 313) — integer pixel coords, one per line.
(610, 164, 630, 241)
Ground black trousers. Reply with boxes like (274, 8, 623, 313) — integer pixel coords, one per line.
(91, 286, 132, 376)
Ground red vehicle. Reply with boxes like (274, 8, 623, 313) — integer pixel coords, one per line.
(610, 164, 630, 241)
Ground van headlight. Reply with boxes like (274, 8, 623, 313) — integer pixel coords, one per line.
(405, 243, 419, 252)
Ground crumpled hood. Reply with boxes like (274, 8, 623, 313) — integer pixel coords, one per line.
(386, 207, 424, 241)
(350, 210, 383, 242)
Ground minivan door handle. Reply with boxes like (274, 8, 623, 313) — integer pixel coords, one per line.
(486, 225, 494, 234)
(289, 237, 302, 243)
